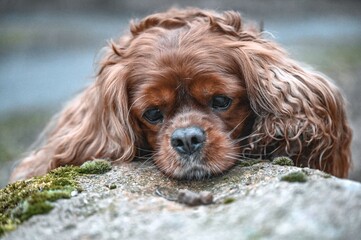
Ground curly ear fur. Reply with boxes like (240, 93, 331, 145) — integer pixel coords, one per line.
(229, 25, 352, 178)
(9, 43, 137, 182)
(247, 59, 352, 178)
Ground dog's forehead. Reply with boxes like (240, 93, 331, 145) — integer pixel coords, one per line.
(132, 69, 243, 110)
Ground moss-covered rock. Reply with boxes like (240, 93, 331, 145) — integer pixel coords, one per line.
(238, 159, 265, 167)
(0, 159, 112, 236)
(280, 171, 308, 183)
(1, 162, 361, 240)
(78, 159, 112, 174)
(223, 197, 236, 204)
(272, 156, 294, 166)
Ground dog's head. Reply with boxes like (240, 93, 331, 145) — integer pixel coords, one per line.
(10, 8, 351, 183)
(98, 8, 350, 179)
(120, 9, 262, 179)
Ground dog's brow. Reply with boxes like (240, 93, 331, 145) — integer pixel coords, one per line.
(188, 74, 244, 99)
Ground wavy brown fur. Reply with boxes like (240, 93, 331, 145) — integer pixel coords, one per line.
(10, 8, 352, 182)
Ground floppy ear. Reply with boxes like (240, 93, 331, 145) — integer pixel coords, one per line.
(233, 38, 352, 178)
(10, 42, 137, 181)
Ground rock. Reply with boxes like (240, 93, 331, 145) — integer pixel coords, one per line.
(2, 161, 361, 240)
(70, 191, 78, 197)
(176, 189, 213, 206)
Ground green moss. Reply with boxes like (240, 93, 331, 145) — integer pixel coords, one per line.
(322, 173, 332, 179)
(272, 156, 294, 166)
(107, 183, 117, 190)
(13, 200, 54, 222)
(280, 171, 308, 183)
(238, 159, 264, 167)
(0, 159, 112, 236)
(78, 159, 112, 174)
(223, 197, 236, 204)
(0, 214, 17, 236)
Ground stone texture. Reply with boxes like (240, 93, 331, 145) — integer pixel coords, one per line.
(3, 161, 361, 240)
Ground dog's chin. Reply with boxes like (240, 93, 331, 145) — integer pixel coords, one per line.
(158, 156, 221, 180)
(173, 164, 212, 180)
(155, 150, 238, 180)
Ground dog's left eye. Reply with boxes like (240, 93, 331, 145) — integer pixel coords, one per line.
(211, 95, 232, 111)
(143, 108, 164, 124)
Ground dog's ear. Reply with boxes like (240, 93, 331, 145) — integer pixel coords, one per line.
(9, 42, 137, 182)
(48, 43, 138, 168)
(233, 40, 352, 177)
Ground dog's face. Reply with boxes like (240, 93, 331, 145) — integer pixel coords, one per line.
(127, 29, 253, 179)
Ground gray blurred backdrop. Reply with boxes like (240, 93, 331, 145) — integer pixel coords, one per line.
(1, 0, 360, 186)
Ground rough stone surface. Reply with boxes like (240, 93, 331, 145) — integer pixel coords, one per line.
(3, 161, 361, 240)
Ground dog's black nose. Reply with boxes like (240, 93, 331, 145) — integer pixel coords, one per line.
(171, 127, 206, 155)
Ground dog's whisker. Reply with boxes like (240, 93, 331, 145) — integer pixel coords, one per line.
(232, 132, 265, 144)
(135, 146, 154, 151)
(231, 137, 265, 150)
(227, 114, 250, 137)
(135, 155, 155, 160)
(136, 159, 156, 170)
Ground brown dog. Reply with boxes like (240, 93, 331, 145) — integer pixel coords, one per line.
(10, 8, 352, 182)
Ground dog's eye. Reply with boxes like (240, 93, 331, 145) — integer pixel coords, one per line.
(143, 108, 164, 124)
(211, 95, 232, 111)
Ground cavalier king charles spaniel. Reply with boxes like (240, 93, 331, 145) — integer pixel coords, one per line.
(10, 8, 352, 182)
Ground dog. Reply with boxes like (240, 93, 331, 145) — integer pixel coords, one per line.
(10, 8, 352, 182)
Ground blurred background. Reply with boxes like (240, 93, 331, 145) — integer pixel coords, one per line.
(0, 0, 360, 187)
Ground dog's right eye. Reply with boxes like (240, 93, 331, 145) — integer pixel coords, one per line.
(143, 108, 164, 124)
(211, 95, 232, 111)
